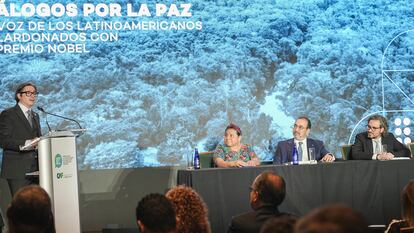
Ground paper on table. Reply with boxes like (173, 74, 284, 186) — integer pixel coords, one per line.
(25, 171, 39, 176)
(392, 157, 411, 160)
(284, 161, 318, 165)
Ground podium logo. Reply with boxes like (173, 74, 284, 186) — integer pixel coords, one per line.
(55, 154, 63, 168)
(57, 172, 64, 179)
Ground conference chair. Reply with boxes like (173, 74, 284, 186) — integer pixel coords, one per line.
(400, 226, 414, 233)
(407, 142, 414, 158)
(260, 160, 273, 165)
(199, 152, 215, 168)
(340, 144, 352, 160)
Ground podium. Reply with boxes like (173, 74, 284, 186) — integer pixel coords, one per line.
(38, 130, 84, 233)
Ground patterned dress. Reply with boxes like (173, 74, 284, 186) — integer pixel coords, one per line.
(213, 143, 257, 162)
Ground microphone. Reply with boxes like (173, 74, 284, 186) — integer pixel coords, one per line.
(36, 108, 52, 132)
(37, 106, 83, 130)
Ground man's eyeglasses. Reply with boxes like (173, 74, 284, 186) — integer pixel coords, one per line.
(20, 91, 39, 97)
(366, 125, 381, 130)
(293, 124, 307, 130)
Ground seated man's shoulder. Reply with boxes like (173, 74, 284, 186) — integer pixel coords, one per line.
(308, 138, 323, 143)
(231, 210, 255, 224)
(355, 131, 368, 138)
(277, 139, 292, 146)
(384, 132, 397, 139)
(307, 138, 327, 147)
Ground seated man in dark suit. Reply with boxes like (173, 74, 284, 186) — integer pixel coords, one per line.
(227, 171, 294, 233)
(351, 115, 410, 160)
(273, 116, 335, 164)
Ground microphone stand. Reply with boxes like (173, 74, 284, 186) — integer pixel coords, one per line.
(39, 110, 52, 132)
(37, 106, 84, 135)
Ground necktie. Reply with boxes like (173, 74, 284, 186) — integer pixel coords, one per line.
(298, 142, 303, 161)
(27, 110, 33, 128)
(374, 140, 381, 154)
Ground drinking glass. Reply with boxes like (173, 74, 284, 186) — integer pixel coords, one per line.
(186, 151, 194, 170)
(308, 148, 317, 164)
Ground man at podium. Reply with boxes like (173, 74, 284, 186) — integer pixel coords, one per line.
(0, 82, 42, 196)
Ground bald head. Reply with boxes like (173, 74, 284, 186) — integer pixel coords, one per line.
(252, 171, 286, 207)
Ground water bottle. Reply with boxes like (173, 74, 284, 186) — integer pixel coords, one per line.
(292, 144, 299, 165)
(194, 148, 200, 169)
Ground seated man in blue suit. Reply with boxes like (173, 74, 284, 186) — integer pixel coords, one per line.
(273, 116, 335, 164)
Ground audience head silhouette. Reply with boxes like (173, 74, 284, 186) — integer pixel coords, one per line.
(135, 193, 176, 233)
(260, 215, 297, 233)
(402, 180, 414, 226)
(6, 185, 55, 233)
(250, 171, 286, 209)
(294, 204, 369, 233)
(166, 185, 211, 233)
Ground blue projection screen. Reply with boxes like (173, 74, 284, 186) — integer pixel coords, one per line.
(0, 0, 413, 169)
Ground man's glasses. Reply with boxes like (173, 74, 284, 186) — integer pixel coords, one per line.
(366, 125, 381, 130)
(20, 91, 39, 97)
(293, 125, 307, 130)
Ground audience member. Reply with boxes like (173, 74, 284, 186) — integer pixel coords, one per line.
(213, 123, 260, 167)
(6, 185, 55, 233)
(351, 114, 410, 160)
(166, 185, 211, 233)
(1, 211, 4, 233)
(385, 180, 414, 233)
(274, 116, 335, 164)
(227, 171, 291, 233)
(294, 204, 369, 233)
(260, 215, 297, 233)
(135, 193, 176, 233)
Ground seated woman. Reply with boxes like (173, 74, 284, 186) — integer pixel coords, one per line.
(385, 180, 414, 233)
(213, 123, 260, 167)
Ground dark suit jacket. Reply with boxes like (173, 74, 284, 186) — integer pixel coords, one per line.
(350, 132, 410, 160)
(273, 138, 330, 164)
(0, 105, 41, 179)
(227, 205, 290, 233)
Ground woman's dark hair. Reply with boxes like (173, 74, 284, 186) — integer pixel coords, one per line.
(225, 123, 242, 136)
